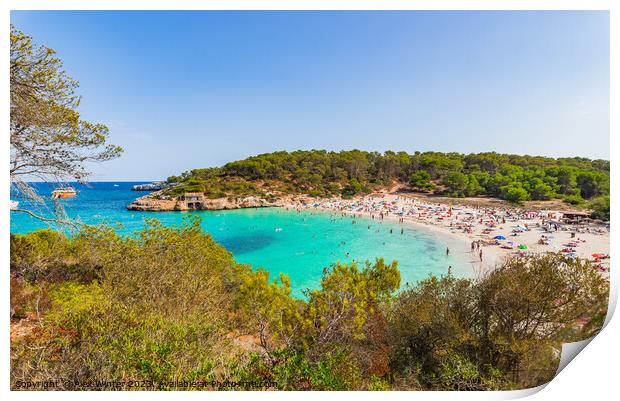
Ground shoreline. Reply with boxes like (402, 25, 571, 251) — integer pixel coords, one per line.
(275, 193, 610, 279)
(123, 189, 610, 280)
(277, 201, 502, 276)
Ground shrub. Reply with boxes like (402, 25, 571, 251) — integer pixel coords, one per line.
(10, 221, 609, 391)
(589, 195, 610, 221)
(500, 183, 529, 203)
(564, 194, 585, 205)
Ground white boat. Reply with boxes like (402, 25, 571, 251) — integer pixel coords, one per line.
(10, 200, 19, 210)
(52, 187, 77, 199)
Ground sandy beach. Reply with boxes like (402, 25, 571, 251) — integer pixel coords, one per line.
(280, 193, 610, 280)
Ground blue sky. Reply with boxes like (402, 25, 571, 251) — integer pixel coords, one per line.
(11, 11, 609, 181)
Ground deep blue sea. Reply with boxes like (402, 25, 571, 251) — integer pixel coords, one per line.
(10, 182, 473, 296)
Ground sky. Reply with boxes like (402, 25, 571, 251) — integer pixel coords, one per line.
(11, 11, 610, 181)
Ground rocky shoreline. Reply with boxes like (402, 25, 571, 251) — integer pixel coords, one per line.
(131, 181, 180, 191)
(126, 191, 277, 211)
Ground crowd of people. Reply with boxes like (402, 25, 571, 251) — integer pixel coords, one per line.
(282, 193, 611, 276)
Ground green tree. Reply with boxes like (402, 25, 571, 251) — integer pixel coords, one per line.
(10, 26, 122, 221)
(11, 221, 610, 391)
(443, 172, 468, 197)
(409, 170, 434, 191)
(465, 173, 482, 197)
(527, 178, 554, 200)
(589, 195, 610, 221)
(500, 183, 529, 203)
(304, 259, 400, 345)
(163, 150, 608, 213)
(342, 178, 365, 198)
(576, 171, 607, 199)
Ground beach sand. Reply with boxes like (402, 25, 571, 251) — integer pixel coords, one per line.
(280, 193, 610, 280)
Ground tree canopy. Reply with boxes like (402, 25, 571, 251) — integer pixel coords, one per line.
(166, 149, 609, 207)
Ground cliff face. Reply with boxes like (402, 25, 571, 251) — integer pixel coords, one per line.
(126, 195, 178, 211)
(127, 193, 276, 211)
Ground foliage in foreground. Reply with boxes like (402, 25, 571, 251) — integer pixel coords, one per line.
(10, 218, 608, 390)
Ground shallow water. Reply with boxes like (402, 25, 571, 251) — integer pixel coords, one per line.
(11, 182, 473, 296)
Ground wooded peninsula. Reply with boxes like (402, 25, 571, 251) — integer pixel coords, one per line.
(148, 150, 609, 219)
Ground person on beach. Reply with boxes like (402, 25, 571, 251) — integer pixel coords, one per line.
(479, 249, 483, 261)
(446, 247, 450, 256)
(471, 241, 475, 252)
(448, 266, 452, 275)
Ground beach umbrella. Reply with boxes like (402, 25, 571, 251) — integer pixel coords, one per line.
(494, 235, 506, 240)
(518, 245, 528, 249)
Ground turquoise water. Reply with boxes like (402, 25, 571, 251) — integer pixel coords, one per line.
(11, 182, 472, 296)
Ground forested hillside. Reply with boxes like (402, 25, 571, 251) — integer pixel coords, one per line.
(164, 150, 609, 215)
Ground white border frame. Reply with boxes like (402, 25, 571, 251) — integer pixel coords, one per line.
(2, 1, 616, 400)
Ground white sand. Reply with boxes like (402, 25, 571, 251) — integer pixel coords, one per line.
(280, 193, 610, 279)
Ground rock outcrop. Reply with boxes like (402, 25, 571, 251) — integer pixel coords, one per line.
(126, 194, 178, 211)
(127, 193, 276, 211)
(132, 182, 180, 191)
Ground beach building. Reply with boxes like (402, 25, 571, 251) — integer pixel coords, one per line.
(181, 192, 206, 210)
(561, 211, 590, 224)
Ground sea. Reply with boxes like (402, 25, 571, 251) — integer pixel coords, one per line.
(10, 182, 474, 296)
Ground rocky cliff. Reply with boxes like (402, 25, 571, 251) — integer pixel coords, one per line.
(126, 194, 178, 211)
(127, 193, 277, 211)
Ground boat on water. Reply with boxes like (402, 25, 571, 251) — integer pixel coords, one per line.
(10, 200, 19, 210)
(51, 187, 77, 199)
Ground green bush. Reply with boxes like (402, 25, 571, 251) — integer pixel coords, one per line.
(10, 221, 609, 391)
(564, 194, 585, 205)
(500, 183, 530, 203)
(589, 195, 610, 221)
